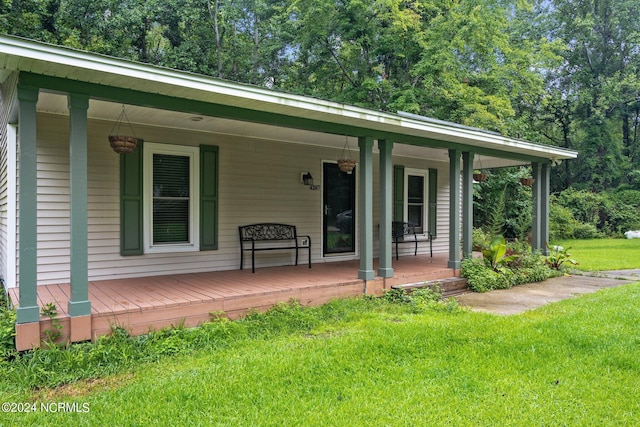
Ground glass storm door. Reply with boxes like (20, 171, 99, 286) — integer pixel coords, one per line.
(323, 162, 356, 255)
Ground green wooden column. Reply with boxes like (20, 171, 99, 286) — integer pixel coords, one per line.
(531, 162, 542, 252)
(16, 84, 40, 324)
(68, 93, 91, 317)
(377, 139, 393, 278)
(448, 149, 461, 269)
(358, 136, 375, 281)
(540, 162, 551, 255)
(462, 151, 474, 258)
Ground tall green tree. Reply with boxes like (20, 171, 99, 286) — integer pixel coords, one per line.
(549, 0, 640, 190)
(414, 0, 559, 135)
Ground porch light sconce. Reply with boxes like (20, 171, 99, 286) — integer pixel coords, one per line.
(302, 172, 313, 186)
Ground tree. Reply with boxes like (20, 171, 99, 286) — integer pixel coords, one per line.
(413, 0, 558, 136)
(548, 0, 640, 190)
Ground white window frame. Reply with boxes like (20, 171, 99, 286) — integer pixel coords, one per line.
(143, 142, 200, 253)
(404, 168, 429, 234)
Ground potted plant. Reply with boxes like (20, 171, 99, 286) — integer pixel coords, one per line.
(473, 170, 488, 182)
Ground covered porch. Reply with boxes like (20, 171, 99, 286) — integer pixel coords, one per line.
(9, 254, 458, 347)
(0, 35, 578, 351)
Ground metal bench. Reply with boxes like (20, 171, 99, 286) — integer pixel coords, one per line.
(239, 223, 311, 273)
(392, 221, 433, 260)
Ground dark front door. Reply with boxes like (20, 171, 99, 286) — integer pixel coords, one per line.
(323, 162, 356, 255)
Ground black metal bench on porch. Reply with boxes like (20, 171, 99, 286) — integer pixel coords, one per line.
(239, 223, 312, 273)
(392, 221, 433, 260)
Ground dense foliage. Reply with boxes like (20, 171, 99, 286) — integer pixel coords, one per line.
(2, 0, 640, 219)
(462, 234, 561, 292)
(2, 0, 638, 190)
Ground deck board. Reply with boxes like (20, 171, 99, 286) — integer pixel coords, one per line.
(8, 255, 458, 348)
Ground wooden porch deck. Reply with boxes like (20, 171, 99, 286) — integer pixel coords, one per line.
(9, 254, 458, 346)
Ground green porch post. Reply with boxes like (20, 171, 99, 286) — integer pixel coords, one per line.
(377, 139, 393, 278)
(531, 162, 542, 252)
(16, 84, 40, 324)
(358, 136, 375, 281)
(448, 149, 461, 269)
(540, 162, 550, 255)
(68, 93, 91, 318)
(462, 151, 474, 258)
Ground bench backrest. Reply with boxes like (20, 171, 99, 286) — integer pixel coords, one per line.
(239, 223, 297, 241)
(392, 221, 416, 237)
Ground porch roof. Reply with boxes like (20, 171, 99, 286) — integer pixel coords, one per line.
(0, 34, 577, 166)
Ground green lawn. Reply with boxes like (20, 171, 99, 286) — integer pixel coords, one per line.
(2, 283, 640, 426)
(554, 238, 640, 271)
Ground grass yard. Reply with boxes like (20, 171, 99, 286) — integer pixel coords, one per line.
(554, 238, 640, 271)
(2, 282, 640, 426)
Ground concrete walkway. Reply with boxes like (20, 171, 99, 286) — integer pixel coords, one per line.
(455, 270, 639, 315)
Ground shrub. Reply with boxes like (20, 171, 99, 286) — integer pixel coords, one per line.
(572, 222, 602, 239)
(0, 307, 16, 360)
(549, 202, 577, 240)
(482, 235, 520, 272)
(461, 257, 510, 292)
(545, 244, 578, 271)
(461, 241, 560, 293)
(0, 283, 16, 360)
(472, 227, 492, 251)
(553, 187, 640, 237)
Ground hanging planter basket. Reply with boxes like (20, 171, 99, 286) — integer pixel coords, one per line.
(108, 105, 138, 154)
(337, 136, 356, 174)
(338, 159, 356, 173)
(108, 135, 138, 154)
(473, 172, 488, 182)
(520, 177, 535, 186)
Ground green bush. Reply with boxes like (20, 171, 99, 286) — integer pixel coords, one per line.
(0, 307, 16, 360)
(572, 222, 602, 239)
(461, 257, 511, 292)
(553, 187, 640, 238)
(549, 202, 577, 240)
(473, 167, 532, 239)
(0, 284, 16, 360)
(472, 227, 492, 251)
(461, 240, 560, 293)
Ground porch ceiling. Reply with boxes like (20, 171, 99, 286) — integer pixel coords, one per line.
(1, 34, 577, 168)
(38, 92, 522, 167)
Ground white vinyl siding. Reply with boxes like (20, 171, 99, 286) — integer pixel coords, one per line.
(30, 112, 453, 286)
(0, 73, 17, 288)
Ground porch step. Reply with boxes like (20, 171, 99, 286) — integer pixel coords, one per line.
(391, 277, 469, 298)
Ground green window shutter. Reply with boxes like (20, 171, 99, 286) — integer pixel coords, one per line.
(200, 145, 219, 251)
(120, 140, 144, 255)
(393, 165, 405, 221)
(428, 168, 438, 238)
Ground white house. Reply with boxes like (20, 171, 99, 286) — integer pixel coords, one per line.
(0, 35, 577, 349)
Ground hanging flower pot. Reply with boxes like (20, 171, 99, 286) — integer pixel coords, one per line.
(109, 135, 138, 154)
(337, 136, 356, 174)
(473, 171, 488, 182)
(338, 159, 356, 173)
(520, 177, 535, 186)
(108, 105, 138, 154)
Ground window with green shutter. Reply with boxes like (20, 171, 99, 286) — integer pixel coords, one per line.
(120, 142, 218, 255)
(393, 165, 437, 237)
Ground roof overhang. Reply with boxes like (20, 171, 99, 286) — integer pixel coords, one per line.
(0, 35, 577, 166)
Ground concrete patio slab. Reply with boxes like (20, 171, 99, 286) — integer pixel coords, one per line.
(455, 272, 637, 315)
